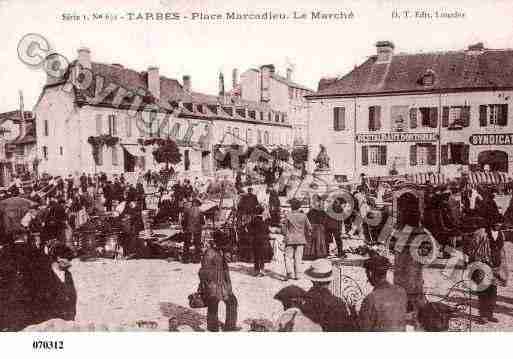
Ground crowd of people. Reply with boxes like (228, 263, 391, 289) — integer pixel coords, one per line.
(1, 166, 512, 332)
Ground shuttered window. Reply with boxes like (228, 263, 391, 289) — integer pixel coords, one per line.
(126, 116, 132, 137)
(410, 144, 437, 166)
(442, 143, 469, 165)
(108, 114, 117, 136)
(333, 107, 345, 131)
(112, 146, 118, 166)
(95, 114, 102, 135)
(409, 108, 418, 129)
(480, 104, 508, 126)
(362, 145, 386, 165)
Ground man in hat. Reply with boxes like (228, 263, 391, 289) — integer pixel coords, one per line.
(247, 205, 270, 277)
(301, 258, 356, 331)
(198, 232, 238, 332)
(273, 285, 322, 332)
(182, 197, 205, 263)
(359, 255, 407, 331)
(282, 198, 311, 281)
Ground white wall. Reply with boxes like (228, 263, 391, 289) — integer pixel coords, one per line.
(308, 89, 513, 179)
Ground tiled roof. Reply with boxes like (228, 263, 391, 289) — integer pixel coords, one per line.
(0, 110, 34, 124)
(312, 48, 513, 97)
(271, 73, 314, 92)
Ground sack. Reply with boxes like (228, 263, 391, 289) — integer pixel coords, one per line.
(188, 292, 207, 308)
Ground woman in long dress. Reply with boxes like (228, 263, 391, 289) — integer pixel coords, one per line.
(303, 195, 328, 260)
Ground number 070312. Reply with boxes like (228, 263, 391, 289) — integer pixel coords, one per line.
(32, 340, 64, 350)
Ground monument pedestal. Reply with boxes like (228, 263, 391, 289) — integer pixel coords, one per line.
(313, 169, 334, 184)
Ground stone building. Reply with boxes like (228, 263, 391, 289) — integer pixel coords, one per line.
(34, 48, 292, 177)
(0, 110, 36, 186)
(231, 64, 313, 146)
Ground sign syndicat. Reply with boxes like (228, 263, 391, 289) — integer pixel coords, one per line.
(356, 132, 438, 143)
(469, 133, 513, 145)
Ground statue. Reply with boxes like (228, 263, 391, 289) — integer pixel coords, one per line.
(314, 144, 330, 171)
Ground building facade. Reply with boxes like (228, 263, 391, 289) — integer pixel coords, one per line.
(231, 64, 313, 146)
(307, 41, 513, 180)
(35, 48, 292, 177)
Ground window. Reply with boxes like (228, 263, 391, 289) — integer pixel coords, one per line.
(44, 120, 49, 136)
(264, 131, 270, 145)
(112, 146, 118, 166)
(479, 104, 508, 127)
(260, 112, 264, 121)
(126, 116, 132, 137)
(233, 127, 240, 143)
(368, 106, 381, 131)
(361, 145, 386, 166)
(441, 143, 469, 165)
(391, 106, 408, 131)
(275, 114, 280, 123)
(108, 114, 117, 135)
(246, 129, 253, 145)
(42, 146, 48, 160)
(419, 107, 438, 128)
(59, 146, 63, 156)
(257, 130, 262, 144)
(442, 106, 470, 128)
(410, 144, 436, 166)
(333, 107, 345, 131)
(97, 147, 103, 166)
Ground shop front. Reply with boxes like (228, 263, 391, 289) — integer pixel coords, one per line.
(356, 132, 439, 177)
(469, 133, 513, 174)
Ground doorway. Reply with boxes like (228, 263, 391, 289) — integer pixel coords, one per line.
(478, 150, 508, 172)
(124, 148, 136, 172)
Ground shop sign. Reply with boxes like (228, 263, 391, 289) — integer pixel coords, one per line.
(469, 133, 513, 146)
(356, 132, 438, 143)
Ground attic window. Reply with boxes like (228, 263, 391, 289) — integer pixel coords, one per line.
(249, 110, 256, 119)
(236, 108, 246, 118)
(223, 106, 233, 116)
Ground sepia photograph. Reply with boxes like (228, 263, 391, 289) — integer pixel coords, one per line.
(2, 0, 513, 356)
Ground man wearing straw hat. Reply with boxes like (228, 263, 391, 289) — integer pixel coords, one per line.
(301, 258, 356, 331)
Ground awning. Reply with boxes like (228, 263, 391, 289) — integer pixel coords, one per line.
(121, 144, 146, 157)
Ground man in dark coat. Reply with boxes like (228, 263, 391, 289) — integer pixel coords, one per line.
(182, 198, 205, 262)
(245, 187, 259, 215)
(247, 205, 270, 276)
(301, 259, 357, 331)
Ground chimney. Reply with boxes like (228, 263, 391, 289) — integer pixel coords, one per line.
(183, 75, 191, 92)
(375, 41, 394, 63)
(286, 67, 293, 81)
(147, 66, 160, 101)
(260, 65, 274, 102)
(218, 72, 225, 96)
(467, 42, 485, 52)
(77, 47, 91, 69)
(232, 68, 239, 88)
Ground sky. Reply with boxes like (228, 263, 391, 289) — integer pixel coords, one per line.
(1, 0, 513, 113)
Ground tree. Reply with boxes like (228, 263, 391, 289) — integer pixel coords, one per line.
(145, 137, 182, 173)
